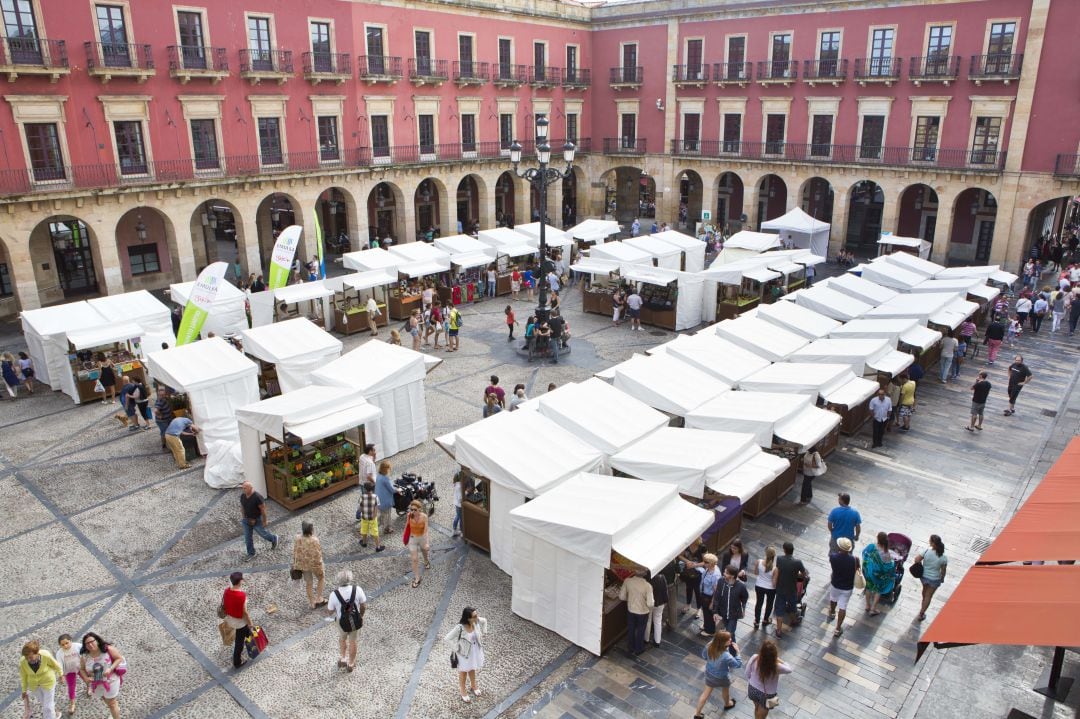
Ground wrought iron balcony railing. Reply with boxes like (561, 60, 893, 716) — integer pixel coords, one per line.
(358, 55, 402, 79)
(168, 45, 227, 72)
(561, 67, 590, 88)
(239, 48, 292, 74)
(969, 53, 1023, 80)
(673, 64, 709, 83)
(803, 58, 847, 82)
(0, 37, 67, 68)
(853, 57, 901, 82)
(409, 57, 448, 81)
(609, 66, 643, 85)
(453, 60, 489, 83)
(713, 61, 751, 83)
(85, 41, 153, 71)
(909, 54, 961, 82)
(303, 51, 350, 75)
(603, 137, 647, 154)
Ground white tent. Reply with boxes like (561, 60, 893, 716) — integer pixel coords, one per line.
(619, 265, 704, 331)
(877, 235, 931, 259)
(828, 318, 942, 351)
(610, 427, 784, 503)
(169, 280, 248, 338)
(863, 292, 958, 323)
(342, 247, 401, 273)
(909, 278, 980, 294)
(569, 258, 621, 277)
(321, 269, 399, 295)
(649, 230, 706, 272)
(147, 338, 260, 488)
(20, 301, 109, 401)
(241, 318, 342, 394)
(879, 250, 945, 277)
(756, 301, 840, 339)
(65, 322, 145, 352)
(738, 362, 878, 409)
(612, 352, 731, 416)
(788, 337, 914, 377)
(793, 284, 872, 321)
(700, 256, 780, 284)
(271, 281, 335, 331)
(665, 332, 772, 384)
(477, 227, 540, 259)
(533, 377, 667, 458)
(713, 316, 809, 362)
(510, 473, 712, 654)
(567, 219, 621, 245)
(434, 234, 497, 258)
(310, 340, 440, 458)
(825, 273, 898, 306)
(452, 411, 605, 575)
(588, 240, 653, 266)
(722, 230, 782, 254)
(934, 264, 1018, 286)
(761, 208, 830, 257)
(513, 222, 574, 252)
(388, 242, 452, 278)
(89, 290, 176, 351)
(860, 261, 929, 291)
(929, 298, 980, 330)
(621, 236, 683, 270)
(686, 391, 840, 451)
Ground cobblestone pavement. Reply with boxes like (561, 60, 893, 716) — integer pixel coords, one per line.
(0, 270, 1077, 719)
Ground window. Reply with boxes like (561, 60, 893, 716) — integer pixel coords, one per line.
(682, 113, 700, 151)
(566, 113, 578, 143)
(128, 243, 160, 276)
(686, 38, 703, 79)
(415, 30, 431, 75)
(113, 120, 147, 175)
(371, 115, 389, 158)
(722, 113, 741, 152)
(177, 11, 206, 69)
(621, 43, 637, 82)
(620, 113, 636, 148)
(533, 41, 545, 73)
(96, 4, 130, 68)
(3, 0, 41, 64)
(818, 31, 840, 76)
(366, 26, 385, 74)
(810, 115, 833, 157)
(24, 122, 65, 181)
(190, 118, 219, 170)
(926, 25, 952, 74)
(498, 38, 512, 79)
(987, 22, 1016, 73)
(247, 16, 272, 71)
(565, 45, 578, 82)
(726, 36, 745, 79)
(869, 28, 894, 75)
(461, 114, 476, 151)
(0, 263, 11, 297)
(310, 21, 331, 72)
(499, 113, 513, 149)
(859, 115, 885, 159)
(458, 34, 473, 69)
(770, 33, 791, 77)
(912, 116, 940, 161)
(970, 116, 1001, 164)
(317, 116, 339, 160)
(257, 116, 283, 165)
(418, 114, 435, 154)
(765, 113, 785, 154)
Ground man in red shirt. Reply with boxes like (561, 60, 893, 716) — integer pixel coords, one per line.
(222, 572, 254, 668)
(484, 375, 506, 409)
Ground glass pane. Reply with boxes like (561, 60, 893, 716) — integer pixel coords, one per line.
(461, 115, 475, 149)
(913, 116, 939, 161)
(258, 117, 282, 164)
(459, 35, 473, 65)
(371, 116, 389, 154)
(25, 123, 65, 181)
(418, 115, 435, 152)
(566, 113, 577, 142)
(859, 115, 884, 159)
(114, 120, 147, 174)
(727, 36, 745, 65)
(686, 39, 702, 77)
(318, 116, 339, 160)
(191, 119, 219, 169)
(810, 115, 832, 156)
(722, 114, 741, 152)
(765, 114, 785, 154)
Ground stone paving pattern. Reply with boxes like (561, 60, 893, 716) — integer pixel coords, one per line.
(0, 266, 1078, 719)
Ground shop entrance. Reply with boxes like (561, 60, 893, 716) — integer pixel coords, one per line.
(50, 219, 98, 298)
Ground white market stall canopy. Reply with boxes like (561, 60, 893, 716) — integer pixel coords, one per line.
(825, 273, 898, 306)
(863, 292, 958, 323)
(321, 269, 399, 294)
(567, 219, 621, 244)
(935, 265, 1018, 286)
(739, 362, 878, 408)
(665, 332, 772, 385)
(241, 318, 342, 393)
(88, 290, 176, 351)
(342, 247, 401, 273)
(622, 236, 683, 270)
(273, 281, 334, 305)
(878, 235, 931, 259)
(828, 318, 942, 351)
(857, 261, 927, 291)
(713, 316, 809, 362)
(66, 322, 146, 351)
(619, 265, 704, 331)
(909, 278, 983, 295)
(434, 234, 497, 258)
(723, 230, 782, 253)
(701, 256, 780, 285)
(612, 352, 731, 416)
(760, 208, 830, 257)
(649, 230, 706, 272)
(879, 250, 944, 277)
(793, 284, 872, 321)
(588, 240, 653, 266)
(534, 377, 668, 457)
(756, 301, 841, 339)
(237, 386, 381, 444)
(513, 222, 574, 251)
(510, 473, 712, 654)
(20, 301, 109, 396)
(686, 391, 841, 451)
(477, 227, 539, 258)
(448, 251, 494, 270)
(788, 337, 913, 377)
(169, 280, 248, 338)
(570, 258, 621, 276)
(929, 298, 980, 330)
(388, 242, 452, 277)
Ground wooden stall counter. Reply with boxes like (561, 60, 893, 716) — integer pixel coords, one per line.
(740, 457, 797, 519)
(599, 596, 628, 654)
(639, 305, 676, 330)
(583, 287, 612, 316)
(829, 401, 871, 435)
(461, 476, 491, 552)
(496, 274, 513, 296)
(716, 297, 758, 321)
(388, 292, 423, 320)
(75, 362, 146, 404)
(335, 304, 388, 336)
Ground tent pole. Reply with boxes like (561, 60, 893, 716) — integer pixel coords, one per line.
(1033, 646, 1073, 701)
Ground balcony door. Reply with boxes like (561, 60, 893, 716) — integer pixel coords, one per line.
(986, 22, 1015, 73)
(926, 25, 952, 74)
(685, 38, 703, 79)
(366, 26, 385, 74)
(96, 4, 130, 68)
(621, 43, 636, 81)
(415, 30, 431, 76)
(2, 0, 42, 64)
(310, 21, 331, 72)
(620, 114, 636, 149)
(50, 220, 99, 298)
(869, 28, 893, 76)
(247, 16, 272, 71)
(177, 11, 206, 69)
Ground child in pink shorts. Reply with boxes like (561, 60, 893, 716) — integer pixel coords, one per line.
(57, 634, 82, 715)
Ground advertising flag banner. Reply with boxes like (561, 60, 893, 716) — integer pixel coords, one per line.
(313, 209, 326, 280)
(268, 225, 303, 289)
(176, 261, 229, 345)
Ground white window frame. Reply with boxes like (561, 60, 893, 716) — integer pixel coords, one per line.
(855, 97, 894, 159)
(805, 96, 840, 158)
(363, 22, 388, 58)
(497, 97, 519, 155)
(981, 17, 1020, 56)
(99, 94, 154, 178)
(815, 28, 842, 61)
(683, 36, 705, 76)
(364, 95, 395, 165)
(619, 41, 637, 71)
(908, 96, 951, 153)
(307, 17, 337, 56)
(243, 12, 277, 52)
(678, 98, 704, 150)
(967, 96, 1013, 161)
(760, 97, 792, 154)
(178, 95, 224, 174)
(248, 94, 288, 167)
(311, 95, 344, 164)
(457, 32, 477, 64)
(922, 21, 957, 58)
(717, 98, 746, 154)
(172, 5, 212, 50)
(5, 95, 72, 188)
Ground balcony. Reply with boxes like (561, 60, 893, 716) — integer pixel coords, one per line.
(493, 63, 527, 87)
(453, 60, 488, 86)
(803, 58, 847, 86)
(909, 55, 961, 86)
(667, 140, 1007, 172)
(562, 67, 590, 90)
(969, 53, 1023, 85)
(358, 55, 402, 84)
(673, 63, 708, 88)
(408, 57, 448, 86)
(0, 37, 69, 82)
(608, 66, 642, 89)
(1054, 154, 1080, 178)
(84, 42, 154, 83)
(713, 61, 751, 87)
(302, 52, 351, 85)
(756, 60, 797, 86)
(603, 137, 646, 155)
(167, 46, 228, 84)
(239, 49, 292, 85)
(529, 64, 559, 88)
(853, 57, 901, 86)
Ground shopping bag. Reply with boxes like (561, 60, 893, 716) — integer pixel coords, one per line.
(246, 625, 269, 658)
(93, 379, 105, 393)
(218, 620, 235, 647)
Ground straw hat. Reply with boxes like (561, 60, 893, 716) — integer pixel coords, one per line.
(837, 537, 853, 553)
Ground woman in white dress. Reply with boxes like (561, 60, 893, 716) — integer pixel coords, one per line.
(78, 633, 125, 719)
(443, 606, 488, 703)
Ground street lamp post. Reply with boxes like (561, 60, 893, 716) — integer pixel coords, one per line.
(510, 114, 576, 323)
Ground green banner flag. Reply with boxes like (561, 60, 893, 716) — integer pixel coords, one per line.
(176, 261, 228, 345)
(313, 208, 325, 280)
(268, 225, 303, 289)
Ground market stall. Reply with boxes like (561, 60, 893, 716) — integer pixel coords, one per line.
(788, 337, 914, 379)
(825, 272, 898, 306)
(860, 260, 930, 291)
(934, 265, 1018, 287)
(877, 235, 931, 259)
(650, 229, 706, 272)
(587, 240, 653, 269)
(236, 385, 382, 508)
(567, 219, 622, 249)
(862, 292, 960, 324)
(658, 332, 771, 385)
(611, 352, 732, 421)
(322, 270, 396, 335)
(342, 247, 401, 274)
(700, 257, 781, 321)
(435, 234, 498, 299)
(147, 337, 260, 488)
(910, 278, 999, 322)
(761, 207, 830, 257)
(20, 301, 109, 400)
(621, 235, 683, 270)
(510, 473, 712, 654)
(828, 318, 943, 369)
(437, 410, 605, 574)
(572, 258, 624, 316)
(388, 243, 453, 315)
(715, 230, 782, 263)
(792, 284, 872, 321)
(618, 264, 704, 331)
(929, 297, 981, 333)
(513, 222, 575, 257)
(756, 300, 841, 340)
(311, 340, 440, 458)
(169, 280, 248, 338)
(88, 290, 176, 351)
(64, 322, 149, 404)
(878, 250, 945, 277)
(241, 318, 342, 396)
(713, 316, 809, 362)
(738, 362, 878, 434)
(270, 281, 335, 331)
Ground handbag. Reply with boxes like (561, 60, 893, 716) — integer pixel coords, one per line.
(766, 697, 781, 709)
(218, 620, 235, 647)
(854, 571, 866, 590)
(909, 561, 924, 578)
(289, 568, 304, 581)
(403, 522, 412, 545)
(450, 627, 462, 669)
(245, 625, 268, 659)
(217, 602, 227, 619)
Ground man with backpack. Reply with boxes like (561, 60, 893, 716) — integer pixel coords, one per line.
(447, 305, 462, 352)
(327, 569, 367, 673)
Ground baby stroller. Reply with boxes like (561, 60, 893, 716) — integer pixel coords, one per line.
(882, 533, 912, 605)
(393, 473, 439, 516)
(793, 571, 810, 622)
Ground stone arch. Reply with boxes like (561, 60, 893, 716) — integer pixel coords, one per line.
(714, 171, 745, 232)
(0, 232, 19, 315)
(752, 174, 787, 228)
(676, 168, 704, 229)
(844, 180, 886, 253)
(115, 207, 181, 291)
(561, 166, 585, 228)
(414, 177, 449, 240)
(494, 171, 518, 226)
(256, 192, 305, 270)
(316, 186, 359, 255)
(366, 181, 406, 246)
(896, 184, 940, 240)
(949, 188, 998, 264)
(189, 199, 250, 277)
(28, 215, 104, 305)
(456, 174, 486, 233)
(1022, 195, 1075, 266)
(798, 177, 835, 227)
(599, 166, 653, 222)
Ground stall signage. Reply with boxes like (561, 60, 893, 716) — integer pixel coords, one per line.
(312, 209, 326, 281)
(176, 261, 228, 346)
(268, 225, 303, 289)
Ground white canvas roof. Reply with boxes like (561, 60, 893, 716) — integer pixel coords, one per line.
(449, 251, 494, 269)
(494, 242, 539, 259)
(570, 259, 621, 276)
(21, 301, 109, 394)
(929, 298, 980, 330)
(342, 247, 400, 273)
(789, 337, 912, 376)
(860, 261, 928, 290)
(612, 352, 731, 416)
(666, 333, 772, 384)
(724, 230, 782, 252)
(828, 318, 920, 344)
(794, 285, 873, 321)
(273, 281, 334, 304)
(966, 284, 1001, 302)
(535, 377, 667, 456)
(701, 256, 779, 284)
(909, 278, 981, 294)
(241, 318, 342, 393)
(88, 290, 175, 350)
(738, 362, 857, 402)
(821, 376, 879, 408)
(322, 269, 398, 293)
(827, 273, 899, 305)
(863, 292, 957, 322)
(434, 234, 496, 257)
(610, 427, 762, 498)
(899, 324, 944, 351)
(880, 250, 944, 277)
(935, 264, 1018, 285)
(236, 385, 382, 443)
(717, 452, 791, 504)
(66, 322, 145, 350)
(589, 240, 653, 265)
(756, 301, 840, 339)
(478, 227, 531, 249)
(760, 207, 831, 257)
(514, 222, 573, 249)
(622, 236, 683, 269)
(148, 337, 259, 391)
(619, 264, 680, 285)
(567, 218, 621, 243)
(311, 339, 439, 395)
(686, 391, 840, 451)
(20, 301, 106, 338)
(398, 259, 452, 277)
(649, 230, 706, 272)
(388, 241, 451, 265)
(878, 235, 925, 250)
(714, 316, 809, 362)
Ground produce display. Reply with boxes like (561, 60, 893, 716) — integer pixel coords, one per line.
(267, 434, 358, 501)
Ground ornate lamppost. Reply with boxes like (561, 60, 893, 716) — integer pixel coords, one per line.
(509, 114, 575, 322)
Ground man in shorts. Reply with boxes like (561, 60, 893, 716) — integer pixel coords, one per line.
(625, 290, 644, 331)
(966, 371, 991, 432)
(447, 305, 462, 352)
(327, 569, 366, 673)
(773, 542, 806, 638)
(897, 373, 916, 431)
(827, 537, 859, 638)
(1004, 355, 1033, 416)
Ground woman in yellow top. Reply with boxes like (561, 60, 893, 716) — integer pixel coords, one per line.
(19, 640, 62, 719)
(407, 500, 431, 588)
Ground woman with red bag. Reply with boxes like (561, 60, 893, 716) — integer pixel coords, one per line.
(405, 501, 431, 588)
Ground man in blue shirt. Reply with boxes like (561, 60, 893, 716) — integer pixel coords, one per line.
(826, 493, 861, 554)
(164, 416, 198, 469)
(373, 460, 397, 534)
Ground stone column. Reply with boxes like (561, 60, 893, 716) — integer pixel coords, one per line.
(830, 183, 850, 259)
(931, 187, 961, 264)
